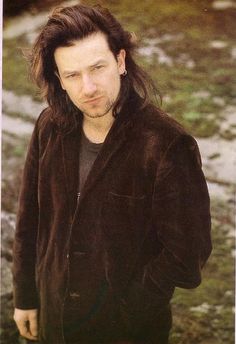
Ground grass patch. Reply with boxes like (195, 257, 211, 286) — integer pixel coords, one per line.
(3, 36, 38, 99)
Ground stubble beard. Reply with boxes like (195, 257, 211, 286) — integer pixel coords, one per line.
(82, 98, 115, 119)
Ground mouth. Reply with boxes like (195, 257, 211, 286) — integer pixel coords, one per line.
(84, 96, 103, 104)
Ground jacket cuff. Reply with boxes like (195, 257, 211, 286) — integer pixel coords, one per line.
(13, 287, 39, 310)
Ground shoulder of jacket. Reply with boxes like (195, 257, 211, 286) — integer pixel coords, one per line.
(33, 107, 57, 142)
(132, 104, 200, 159)
(35, 107, 53, 131)
(138, 104, 186, 136)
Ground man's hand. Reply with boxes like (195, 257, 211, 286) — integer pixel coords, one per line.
(13, 308, 38, 341)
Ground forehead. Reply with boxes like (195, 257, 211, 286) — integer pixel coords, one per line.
(54, 32, 114, 71)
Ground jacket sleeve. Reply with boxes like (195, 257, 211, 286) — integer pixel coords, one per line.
(13, 119, 40, 309)
(143, 134, 212, 299)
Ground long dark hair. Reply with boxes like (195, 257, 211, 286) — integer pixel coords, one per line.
(29, 3, 159, 131)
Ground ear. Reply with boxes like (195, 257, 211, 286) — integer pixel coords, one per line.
(117, 49, 126, 75)
(55, 71, 66, 90)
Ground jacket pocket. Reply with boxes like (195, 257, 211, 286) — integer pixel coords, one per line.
(119, 280, 172, 338)
(121, 280, 170, 316)
(102, 191, 147, 238)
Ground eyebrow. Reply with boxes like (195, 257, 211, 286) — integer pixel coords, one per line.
(61, 59, 108, 77)
(90, 59, 107, 68)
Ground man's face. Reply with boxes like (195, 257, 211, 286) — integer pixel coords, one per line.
(54, 32, 126, 119)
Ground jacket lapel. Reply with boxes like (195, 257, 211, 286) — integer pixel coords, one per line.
(80, 112, 132, 202)
(61, 122, 82, 217)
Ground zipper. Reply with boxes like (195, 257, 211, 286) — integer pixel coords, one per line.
(77, 192, 81, 202)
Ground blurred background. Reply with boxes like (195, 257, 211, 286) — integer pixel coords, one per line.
(2, 0, 236, 343)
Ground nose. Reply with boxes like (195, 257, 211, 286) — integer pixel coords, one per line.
(81, 74, 97, 97)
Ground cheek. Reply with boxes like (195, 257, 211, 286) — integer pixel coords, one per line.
(64, 84, 81, 99)
(112, 75, 121, 98)
(104, 72, 121, 96)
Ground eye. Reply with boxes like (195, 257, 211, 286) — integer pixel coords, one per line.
(66, 73, 76, 79)
(94, 65, 104, 70)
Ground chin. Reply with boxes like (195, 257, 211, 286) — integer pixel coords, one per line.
(85, 112, 109, 119)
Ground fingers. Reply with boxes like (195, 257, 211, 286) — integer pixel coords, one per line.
(29, 311, 38, 338)
(16, 319, 38, 341)
(14, 308, 38, 341)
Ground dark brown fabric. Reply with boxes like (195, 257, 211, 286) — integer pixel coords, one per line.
(13, 98, 212, 344)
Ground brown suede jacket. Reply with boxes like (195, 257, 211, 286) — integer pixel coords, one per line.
(13, 97, 212, 343)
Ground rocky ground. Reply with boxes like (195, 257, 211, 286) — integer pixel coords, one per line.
(2, 1, 235, 343)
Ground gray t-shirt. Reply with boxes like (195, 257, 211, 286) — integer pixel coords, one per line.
(78, 130, 103, 194)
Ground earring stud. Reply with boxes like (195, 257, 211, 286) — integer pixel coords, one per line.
(122, 70, 127, 76)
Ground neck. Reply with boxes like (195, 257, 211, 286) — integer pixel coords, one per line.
(82, 111, 115, 143)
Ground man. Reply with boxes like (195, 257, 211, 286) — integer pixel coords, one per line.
(13, 3, 212, 344)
